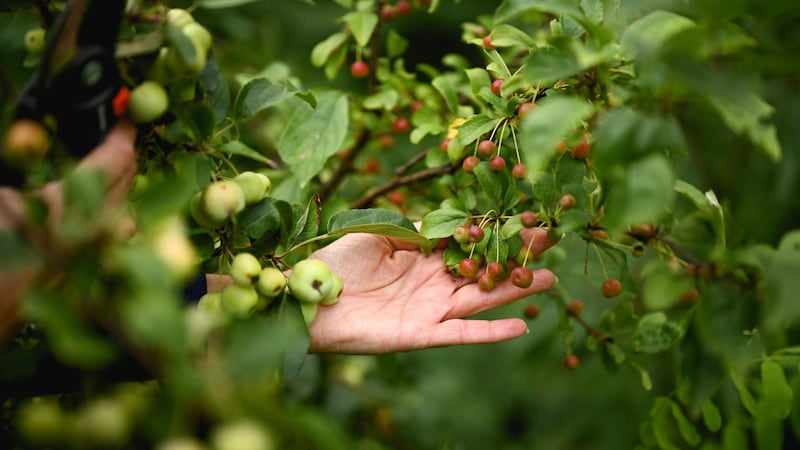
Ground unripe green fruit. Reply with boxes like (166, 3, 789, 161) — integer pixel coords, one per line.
(256, 267, 286, 298)
(16, 398, 64, 446)
(127, 81, 169, 123)
(182, 22, 212, 53)
(233, 171, 271, 205)
(70, 399, 131, 448)
(221, 284, 259, 318)
(156, 437, 207, 450)
(24, 28, 46, 54)
(300, 302, 319, 325)
(150, 217, 199, 280)
(201, 180, 246, 223)
(166, 8, 195, 28)
(211, 420, 275, 450)
(320, 274, 344, 305)
(288, 258, 333, 304)
(189, 191, 226, 230)
(165, 41, 207, 77)
(198, 292, 223, 313)
(230, 252, 262, 286)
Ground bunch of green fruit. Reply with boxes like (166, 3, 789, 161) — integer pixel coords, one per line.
(190, 171, 271, 230)
(288, 259, 344, 325)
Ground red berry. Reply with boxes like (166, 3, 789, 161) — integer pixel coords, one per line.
(567, 299, 583, 316)
(462, 155, 480, 172)
(396, 0, 412, 16)
(477, 139, 496, 156)
(440, 138, 451, 152)
(559, 194, 576, 210)
(468, 225, 485, 243)
(364, 157, 380, 174)
(477, 273, 496, 291)
(487, 261, 505, 280)
(510, 267, 533, 288)
(482, 35, 496, 50)
(350, 60, 370, 78)
(518, 101, 536, 119)
(511, 163, 527, 179)
(489, 156, 506, 171)
(555, 140, 568, 155)
(491, 78, 504, 96)
(378, 133, 395, 149)
(458, 258, 480, 278)
(387, 189, 406, 206)
(571, 141, 591, 159)
(563, 354, 580, 370)
(630, 223, 656, 240)
(453, 225, 470, 243)
(523, 304, 540, 319)
(392, 117, 411, 134)
(520, 211, 538, 228)
(601, 278, 622, 298)
(380, 5, 397, 21)
(410, 100, 424, 112)
(592, 229, 608, 240)
(679, 287, 700, 304)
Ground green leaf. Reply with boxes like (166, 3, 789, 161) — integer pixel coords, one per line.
(730, 370, 757, 416)
(628, 361, 653, 391)
(199, 55, 231, 124)
(632, 312, 683, 354)
(234, 78, 296, 120)
(456, 114, 498, 147)
(473, 161, 509, 206)
(465, 68, 492, 98)
(278, 91, 349, 187)
(327, 209, 431, 251)
(420, 208, 468, 239)
(386, 28, 409, 58)
(524, 41, 581, 85)
(197, 0, 260, 8)
(763, 231, 800, 336)
(495, 0, 583, 24)
(761, 359, 794, 420)
(702, 400, 723, 432)
(311, 32, 349, 68)
(432, 74, 460, 114)
(754, 400, 784, 450)
(180, 102, 216, 143)
(620, 10, 696, 58)
(671, 400, 701, 447)
(290, 195, 321, 247)
(603, 153, 676, 230)
(343, 11, 378, 48)
(489, 24, 536, 48)
(218, 140, 271, 164)
(237, 197, 285, 240)
(363, 89, 400, 110)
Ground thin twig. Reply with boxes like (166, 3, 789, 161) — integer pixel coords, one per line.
(350, 163, 457, 209)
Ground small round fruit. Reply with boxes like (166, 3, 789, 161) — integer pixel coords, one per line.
(387, 189, 406, 206)
(462, 155, 480, 172)
(380, 4, 397, 21)
(189, 191, 225, 230)
(392, 117, 411, 134)
(453, 225, 470, 244)
(364, 157, 380, 174)
(511, 163, 527, 179)
(210, 420, 274, 450)
(468, 225, 485, 243)
(378, 134, 394, 149)
(523, 304, 540, 319)
(477, 139, 496, 156)
(458, 258, 480, 279)
(24, 28, 46, 54)
(482, 35, 496, 50)
(520, 211, 538, 228)
(233, 171, 271, 205)
(559, 194, 576, 210)
(487, 261, 506, 280)
(16, 398, 64, 446)
(350, 60, 370, 78)
(201, 180, 246, 223)
(630, 223, 657, 239)
(563, 354, 580, 370)
(440, 138, 451, 152)
(554, 139, 569, 155)
(288, 258, 333, 304)
(510, 267, 534, 288)
(491, 78, 504, 96)
(151, 218, 199, 280)
(320, 274, 344, 305)
(166, 8, 195, 28)
(679, 287, 700, 304)
(601, 278, 622, 298)
(517, 101, 536, 119)
(182, 22, 212, 53)
(230, 252, 262, 286)
(127, 81, 169, 123)
(3, 119, 50, 161)
(477, 273, 495, 291)
(156, 437, 207, 450)
(571, 141, 591, 159)
(256, 267, 287, 298)
(592, 229, 608, 240)
(567, 299, 584, 315)
(396, 0, 412, 15)
(221, 284, 260, 318)
(489, 155, 506, 171)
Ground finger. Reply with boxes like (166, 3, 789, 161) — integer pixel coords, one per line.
(78, 119, 138, 187)
(520, 226, 558, 257)
(446, 268, 556, 320)
(418, 317, 529, 348)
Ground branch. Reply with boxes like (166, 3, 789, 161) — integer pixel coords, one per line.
(350, 162, 457, 209)
(318, 128, 372, 202)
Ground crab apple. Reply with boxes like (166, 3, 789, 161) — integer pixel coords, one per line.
(679, 287, 700, 304)
(523, 303, 540, 319)
(487, 261, 506, 280)
(221, 284, 260, 318)
(555, 139, 569, 155)
(477, 273, 496, 291)
(320, 274, 344, 305)
(482, 35, 496, 50)
(230, 253, 261, 286)
(350, 60, 370, 78)
(490, 155, 507, 171)
(477, 139, 496, 156)
(392, 117, 412, 134)
(559, 194, 576, 210)
(364, 157, 380, 174)
(24, 28, 46, 54)
(592, 229, 608, 240)
(380, 4, 397, 21)
(462, 155, 480, 172)
(387, 189, 406, 206)
(156, 437, 207, 450)
(127, 81, 169, 123)
(491, 78, 504, 96)
(468, 225, 485, 243)
(210, 420, 274, 450)
(567, 299, 584, 315)
(563, 354, 580, 370)
(510, 267, 534, 288)
(517, 101, 536, 119)
(256, 267, 287, 298)
(452, 225, 470, 244)
(233, 171, 271, 205)
(520, 210, 538, 228)
(288, 258, 334, 304)
(166, 8, 195, 28)
(16, 398, 65, 446)
(3, 119, 50, 161)
(378, 133, 395, 149)
(512, 163, 527, 179)
(631, 223, 656, 239)
(201, 180, 246, 223)
(440, 138, 451, 152)
(182, 22, 213, 53)
(601, 278, 623, 298)
(189, 191, 225, 230)
(458, 258, 480, 278)
(571, 141, 591, 159)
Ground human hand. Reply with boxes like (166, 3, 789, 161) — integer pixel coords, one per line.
(307, 227, 557, 354)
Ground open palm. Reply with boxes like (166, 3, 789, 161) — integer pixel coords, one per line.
(307, 227, 557, 354)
